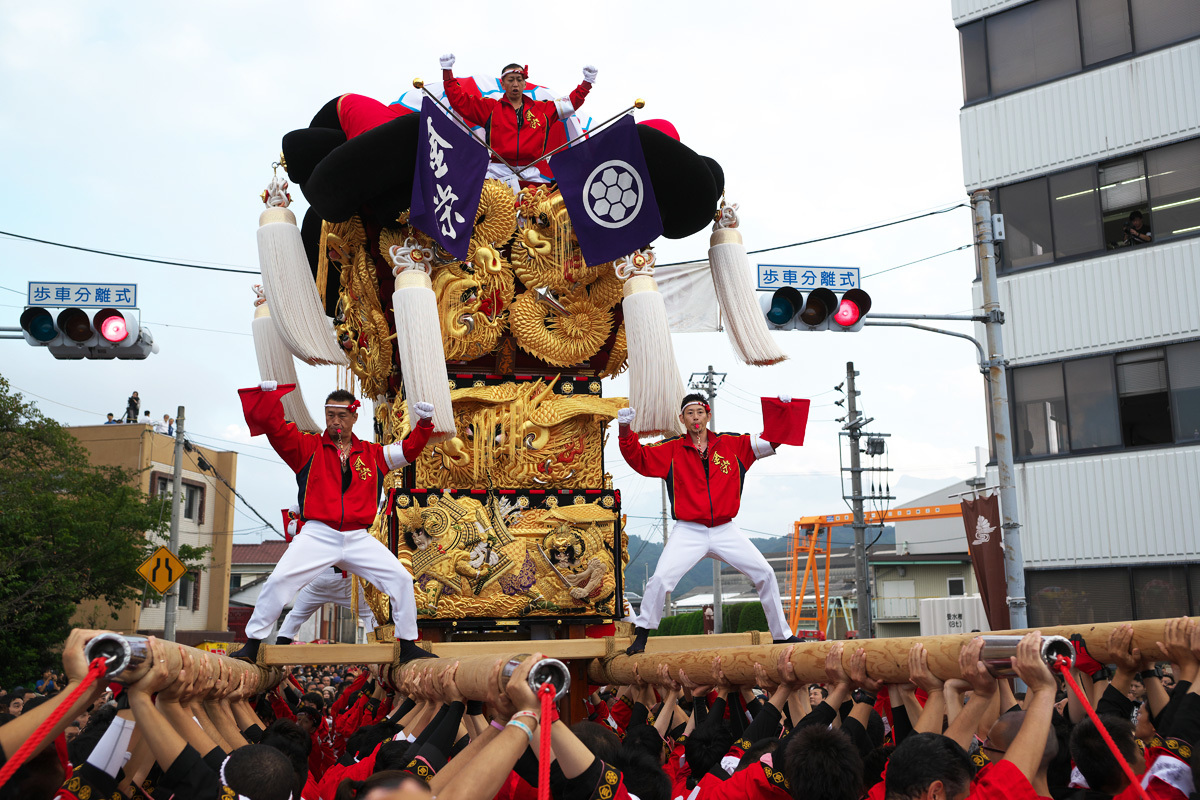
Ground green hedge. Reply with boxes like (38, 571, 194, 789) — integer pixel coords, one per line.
(651, 603, 771, 637)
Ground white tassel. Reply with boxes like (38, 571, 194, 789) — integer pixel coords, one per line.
(619, 251, 685, 437)
(256, 206, 348, 367)
(251, 296, 322, 433)
(389, 240, 456, 443)
(708, 204, 788, 366)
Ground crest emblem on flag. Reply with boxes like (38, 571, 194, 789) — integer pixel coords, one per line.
(583, 161, 645, 227)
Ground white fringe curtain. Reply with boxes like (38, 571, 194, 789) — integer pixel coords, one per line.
(708, 225, 788, 366)
(257, 206, 348, 367)
(622, 275, 685, 437)
(390, 270, 456, 443)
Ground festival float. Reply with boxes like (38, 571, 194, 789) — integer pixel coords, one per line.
(250, 59, 787, 641)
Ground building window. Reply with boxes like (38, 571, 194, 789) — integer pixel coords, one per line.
(948, 577, 966, 596)
(1116, 349, 1172, 446)
(1064, 356, 1122, 451)
(230, 574, 242, 592)
(1079, 0, 1132, 66)
(1014, 363, 1068, 457)
(1050, 167, 1104, 259)
(990, 137, 1200, 274)
(1013, 340, 1200, 459)
(996, 178, 1054, 271)
(959, 0, 1200, 104)
(184, 485, 202, 521)
(959, 19, 989, 102)
(1130, 0, 1200, 54)
(1146, 139, 1200, 240)
(1168, 341, 1200, 442)
(985, 0, 1080, 96)
(1030, 564, 1195, 626)
(179, 574, 193, 609)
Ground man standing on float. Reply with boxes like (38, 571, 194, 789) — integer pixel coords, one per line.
(438, 54, 596, 191)
(618, 394, 802, 655)
(231, 381, 437, 664)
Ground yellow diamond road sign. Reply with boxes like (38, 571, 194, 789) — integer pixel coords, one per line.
(138, 546, 187, 594)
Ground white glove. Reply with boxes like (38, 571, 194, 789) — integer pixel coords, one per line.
(259, 380, 278, 392)
(617, 408, 635, 425)
(778, 394, 791, 403)
(583, 65, 598, 84)
(440, 53, 455, 69)
(413, 401, 435, 421)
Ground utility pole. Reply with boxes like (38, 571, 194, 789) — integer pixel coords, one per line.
(688, 365, 727, 632)
(163, 405, 185, 643)
(972, 189, 1027, 629)
(843, 365, 873, 639)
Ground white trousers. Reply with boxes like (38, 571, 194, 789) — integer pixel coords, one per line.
(634, 519, 792, 640)
(276, 569, 378, 641)
(245, 520, 417, 641)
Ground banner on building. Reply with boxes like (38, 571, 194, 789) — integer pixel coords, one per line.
(410, 98, 488, 260)
(961, 493, 1010, 630)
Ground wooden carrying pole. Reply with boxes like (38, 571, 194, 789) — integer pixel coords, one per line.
(587, 617, 1197, 687)
(85, 634, 284, 692)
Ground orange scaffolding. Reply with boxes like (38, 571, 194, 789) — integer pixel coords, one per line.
(786, 504, 966, 635)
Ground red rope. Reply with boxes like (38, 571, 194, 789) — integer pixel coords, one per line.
(0, 657, 108, 787)
(537, 682, 555, 800)
(1054, 656, 1150, 800)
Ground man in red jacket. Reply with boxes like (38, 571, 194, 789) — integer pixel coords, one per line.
(439, 54, 596, 191)
(619, 393, 801, 655)
(231, 382, 439, 664)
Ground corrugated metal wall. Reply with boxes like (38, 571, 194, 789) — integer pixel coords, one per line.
(1018, 446, 1200, 566)
(961, 41, 1200, 190)
(987, 238, 1200, 364)
(951, 0, 1029, 25)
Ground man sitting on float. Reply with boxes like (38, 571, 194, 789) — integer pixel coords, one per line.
(439, 54, 596, 192)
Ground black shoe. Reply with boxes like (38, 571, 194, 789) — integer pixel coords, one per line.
(231, 638, 262, 663)
(625, 627, 650, 656)
(774, 635, 802, 644)
(274, 636, 293, 646)
(396, 639, 437, 664)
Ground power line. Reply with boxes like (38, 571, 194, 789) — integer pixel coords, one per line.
(861, 244, 973, 279)
(183, 439, 284, 538)
(0, 230, 260, 274)
(658, 203, 969, 267)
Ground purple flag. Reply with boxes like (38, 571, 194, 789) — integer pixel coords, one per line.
(550, 116, 663, 265)
(409, 97, 488, 261)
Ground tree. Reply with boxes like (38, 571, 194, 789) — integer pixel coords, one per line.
(0, 377, 200, 686)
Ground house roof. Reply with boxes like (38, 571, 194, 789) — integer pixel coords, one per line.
(231, 541, 289, 565)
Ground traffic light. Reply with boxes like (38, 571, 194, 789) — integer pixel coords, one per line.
(19, 306, 158, 359)
(759, 288, 872, 332)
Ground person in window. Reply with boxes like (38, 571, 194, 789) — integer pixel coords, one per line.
(1122, 210, 1152, 245)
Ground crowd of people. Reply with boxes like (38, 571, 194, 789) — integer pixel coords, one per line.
(4, 620, 1200, 799)
(102, 391, 175, 434)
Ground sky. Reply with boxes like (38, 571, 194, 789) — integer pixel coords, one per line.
(0, 2, 984, 556)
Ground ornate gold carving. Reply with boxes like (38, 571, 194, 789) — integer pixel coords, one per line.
(401, 379, 624, 490)
(329, 218, 393, 399)
(393, 493, 621, 618)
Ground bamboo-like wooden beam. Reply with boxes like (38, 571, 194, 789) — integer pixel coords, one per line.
(87, 634, 284, 691)
(589, 618, 1194, 687)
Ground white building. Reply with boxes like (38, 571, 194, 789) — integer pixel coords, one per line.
(954, 0, 1200, 625)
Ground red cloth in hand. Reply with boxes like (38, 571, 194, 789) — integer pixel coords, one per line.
(760, 397, 810, 446)
(238, 384, 296, 436)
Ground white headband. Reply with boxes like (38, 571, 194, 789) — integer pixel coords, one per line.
(682, 401, 708, 412)
(501, 65, 528, 79)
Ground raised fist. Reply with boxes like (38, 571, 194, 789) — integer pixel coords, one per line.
(440, 54, 455, 69)
(413, 401, 435, 420)
(617, 408, 635, 425)
(259, 380, 278, 392)
(583, 65, 598, 84)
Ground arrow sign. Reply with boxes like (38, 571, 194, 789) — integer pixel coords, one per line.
(137, 545, 187, 594)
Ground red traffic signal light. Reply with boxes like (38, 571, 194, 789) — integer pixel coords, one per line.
(831, 289, 872, 332)
(94, 308, 133, 344)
